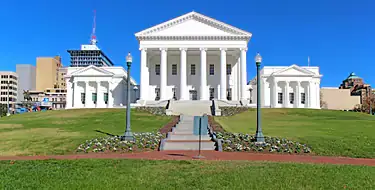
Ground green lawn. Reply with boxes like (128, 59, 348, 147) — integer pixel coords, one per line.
(215, 109, 375, 158)
(0, 109, 171, 156)
(0, 159, 373, 190)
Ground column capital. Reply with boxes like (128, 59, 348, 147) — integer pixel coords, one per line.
(220, 48, 227, 51)
(139, 47, 147, 51)
(199, 47, 207, 51)
(179, 47, 187, 51)
(85, 81, 89, 84)
(159, 48, 168, 51)
(285, 81, 290, 85)
(240, 47, 248, 52)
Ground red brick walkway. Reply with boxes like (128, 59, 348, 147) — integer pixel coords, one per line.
(1, 151, 374, 166)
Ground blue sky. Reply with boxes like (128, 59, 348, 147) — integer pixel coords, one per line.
(0, 0, 373, 87)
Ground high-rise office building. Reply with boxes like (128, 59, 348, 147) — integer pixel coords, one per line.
(0, 72, 18, 106)
(35, 56, 62, 91)
(16, 64, 36, 102)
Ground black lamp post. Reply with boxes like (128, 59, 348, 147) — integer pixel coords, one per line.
(255, 52, 265, 143)
(122, 52, 135, 141)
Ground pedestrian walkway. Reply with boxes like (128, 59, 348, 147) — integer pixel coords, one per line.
(1, 151, 374, 166)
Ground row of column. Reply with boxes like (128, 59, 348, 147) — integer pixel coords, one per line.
(139, 47, 248, 101)
(271, 80, 314, 108)
(69, 81, 113, 108)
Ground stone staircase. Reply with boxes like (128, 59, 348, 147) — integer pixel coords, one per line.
(167, 100, 212, 116)
(160, 115, 216, 151)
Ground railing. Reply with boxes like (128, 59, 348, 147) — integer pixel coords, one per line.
(203, 114, 223, 152)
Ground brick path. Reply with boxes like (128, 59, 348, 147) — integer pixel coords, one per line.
(1, 151, 374, 166)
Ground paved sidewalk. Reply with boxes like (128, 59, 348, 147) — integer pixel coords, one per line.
(1, 151, 374, 166)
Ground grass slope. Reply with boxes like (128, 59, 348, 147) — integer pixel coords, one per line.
(215, 109, 375, 158)
(0, 159, 374, 190)
(0, 109, 171, 156)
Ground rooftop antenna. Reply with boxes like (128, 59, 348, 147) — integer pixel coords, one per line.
(90, 10, 97, 45)
(308, 56, 310, 67)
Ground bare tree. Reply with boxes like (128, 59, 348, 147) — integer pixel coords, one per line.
(320, 91, 327, 109)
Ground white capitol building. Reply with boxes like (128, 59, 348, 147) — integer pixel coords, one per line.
(65, 11, 322, 113)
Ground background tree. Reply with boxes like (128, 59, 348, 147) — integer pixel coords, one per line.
(320, 91, 327, 109)
(361, 95, 375, 114)
(0, 104, 6, 117)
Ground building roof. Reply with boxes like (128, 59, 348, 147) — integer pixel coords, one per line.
(346, 72, 361, 80)
(135, 11, 252, 41)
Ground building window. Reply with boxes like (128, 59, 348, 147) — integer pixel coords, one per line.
(104, 93, 108, 104)
(226, 64, 231, 75)
(190, 64, 196, 75)
(209, 64, 214, 75)
(301, 93, 306, 104)
(289, 93, 294, 104)
(92, 93, 97, 104)
(172, 88, 177, 100)
(155, 88, 160, 101)
(278, 93, 283, 104)
(81, 93, 85, 104)
(155, 64, 160, 75)
(172, 64, 177, 75)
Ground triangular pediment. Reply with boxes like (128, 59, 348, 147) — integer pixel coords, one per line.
(135, 11, 251, 39)
(71, 65, 114, 77)
(272, 65, 316, 76)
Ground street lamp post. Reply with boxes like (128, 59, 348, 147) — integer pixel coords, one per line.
(255, 52, 265, 143)
(122, 52, 135, 141)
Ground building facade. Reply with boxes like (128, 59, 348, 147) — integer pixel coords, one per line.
(249, 65, 322, 109)
(0, 72, 18, 106)
(28, 89, 67, 109)
(339, 72, 371, 104)
(65, 66, 138, 109)
(135, 11, 251, 104)
(320, 87, 360, 110)
(16, 64, 36, 102)
(36, 56, 63, 91)
(67, 43, 114, 67)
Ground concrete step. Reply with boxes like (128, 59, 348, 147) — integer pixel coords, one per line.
(172, 128, 193, 133)
(161, 140, 216, 150)
(167, 133, 212, 141)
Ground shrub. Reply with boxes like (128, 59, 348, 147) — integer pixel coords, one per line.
(135, 107, 166, 115)
(77, 132, 164, 153)
(217, 132, 312, 154)
(219, 106, 249, 116)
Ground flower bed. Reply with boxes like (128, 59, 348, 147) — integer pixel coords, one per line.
(135, 107, 166, 115)
(77, 132, 164, 153)
(219, 107, 249, 116)
(216, 132, 312, 154)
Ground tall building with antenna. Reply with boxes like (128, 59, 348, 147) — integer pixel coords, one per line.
(67, 10, 114, 67)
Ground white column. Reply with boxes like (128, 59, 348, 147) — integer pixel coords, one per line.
(179, 48, 187, 100)
(107, 81, 114, 108)
(307, 81, 312, 108)
(220, 48, 227, 100)
(316, 82, 320, 108)
(85, 81, 90, 108)
(160, 48, 167, 100)
(96, 81, 102, 108)
(139, 48, 148, 100)
(272, 78, 278, 108)
(200, 48, 207, 100)
(66, 81, 72, 108)
(284, 81, 289, 108)
(295, 81, 301, 108)
(72, 81, 77, 108)
(240, 48, 247, 100)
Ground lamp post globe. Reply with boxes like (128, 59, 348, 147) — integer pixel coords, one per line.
(122, 52, 135, 141)
(255, 52, 265, 143)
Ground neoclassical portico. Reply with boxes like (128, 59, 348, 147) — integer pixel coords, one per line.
(65, 66, 139, 109)
(250, 65, 322, 109)
(136, 11, 252, 104)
